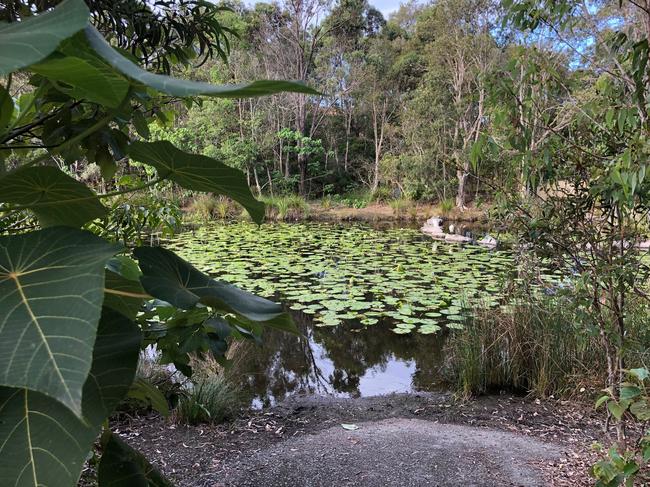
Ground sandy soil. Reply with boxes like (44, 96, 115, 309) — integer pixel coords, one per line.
(112, 393, 610, 486)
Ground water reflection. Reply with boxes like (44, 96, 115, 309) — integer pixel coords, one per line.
(235, 310, 447, 408)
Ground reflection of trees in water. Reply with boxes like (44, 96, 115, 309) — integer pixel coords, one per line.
(235, 310, 447, 406)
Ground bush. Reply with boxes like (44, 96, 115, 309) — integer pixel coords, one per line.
(335, 189, 372, 208)
(371, 186, 393, 203)
(173, 375, 240, 425)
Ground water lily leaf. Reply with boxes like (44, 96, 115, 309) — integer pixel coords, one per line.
(0, 0, 89, 76)
(391, 327, 411, 334)
(85, 25, 318, 99)
(0, 228, 120, 415)
(0, 308, 141, 486)
(0, 166, 107, 227)
(134, 246, 295, 333)
(418, 324, 441, 335)
(128, 140, 264, 224)
(98, 433, 173, 487)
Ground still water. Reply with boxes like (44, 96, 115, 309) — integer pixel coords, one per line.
(167, 222, 511, 406)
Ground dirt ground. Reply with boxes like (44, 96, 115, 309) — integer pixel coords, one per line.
(112, 392, 613, 486)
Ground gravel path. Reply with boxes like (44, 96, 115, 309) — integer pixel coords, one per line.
(221, 418, 564, 486)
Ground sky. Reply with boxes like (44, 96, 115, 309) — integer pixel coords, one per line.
(367, 0, 402, 18)
(242, 0, 403, 20)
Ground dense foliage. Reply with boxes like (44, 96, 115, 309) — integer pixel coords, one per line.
(0, 0, 315, 484)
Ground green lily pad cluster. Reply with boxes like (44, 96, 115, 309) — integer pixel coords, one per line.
(167, 222, 516, 335)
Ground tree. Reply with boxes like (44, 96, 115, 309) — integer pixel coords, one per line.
(494, 1, 650, 480)
(0, 0, 315, 484)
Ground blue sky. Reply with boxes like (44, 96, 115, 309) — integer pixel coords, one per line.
(368, 0, 402, 17)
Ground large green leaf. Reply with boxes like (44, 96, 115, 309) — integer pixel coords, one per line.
(0, 308, 141, 487)
(128, 140, 265, 223)
(127, 378, 170, 417)
(0, 0, 89, 76)
(104, 270, 148, 321)
(134, 246, 296, 333)
(84, 26, 319, 98)
(98, 434, 173, 487)
(0, 227, 120, 415)
(30, 54, 129, 108)
(0, 85, 13, 135)
(0, 166, 107, 227)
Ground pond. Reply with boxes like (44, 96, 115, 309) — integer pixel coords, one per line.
(167, 222, 515, 407)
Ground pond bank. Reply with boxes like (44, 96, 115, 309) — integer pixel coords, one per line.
(306, 202, 489, 223)
(113, 393, 606, 486)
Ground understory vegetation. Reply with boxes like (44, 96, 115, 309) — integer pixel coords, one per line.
(2, 0, 650, 485)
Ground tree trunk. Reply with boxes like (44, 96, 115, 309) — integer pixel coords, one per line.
(253, 166, 262, 196)
(455, 157, 469, 209)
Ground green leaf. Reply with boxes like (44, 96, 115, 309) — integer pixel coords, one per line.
(132, 111, 151, 140)
(0, 85, 13, 135)
(128, 140, 264, 223)
(608, 401, 627, 420)
(0, 0, 89, 76)
(0, 166, 107, 227)
(629, 368, 649, 381)
(104, 270, 148, 321)
(127, 378, 170, 417)
(620, 385, 642, 401)
(30, 54, 129, 108)
(84, 26, 318, 98)
(134, 246, 296, 333)
(0, 308, 141, 487)
(98, 434, 173, 487)
(595, 394, 609, 409)
(0, 227, 120, 415)
(630, 399, 650, 421)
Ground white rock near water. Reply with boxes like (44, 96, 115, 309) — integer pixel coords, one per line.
(421, 216, 444, 235)
(421, 216, 498, 247)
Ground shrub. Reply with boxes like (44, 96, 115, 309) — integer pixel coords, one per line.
(174, 375, 240, 425)
(336, 189, 372, 208)
(371, 186, 392, 203)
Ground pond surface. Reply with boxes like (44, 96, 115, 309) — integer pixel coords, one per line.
(167, 222, 515, 406)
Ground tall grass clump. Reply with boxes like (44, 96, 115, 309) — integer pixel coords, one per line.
(174, 374, 240, 425)
(262, 195, 310, 221)
(446, 293, 604, 399)
(389, 198, 412, 219)
(186, 194, 238, 221)
(439, 197, 455, 216)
